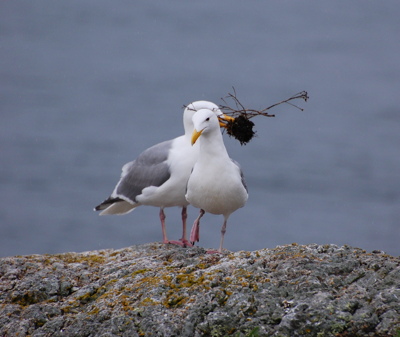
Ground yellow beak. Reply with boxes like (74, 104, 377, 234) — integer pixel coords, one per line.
(218, 114, 235, 128)
(191, 128, 203, 145)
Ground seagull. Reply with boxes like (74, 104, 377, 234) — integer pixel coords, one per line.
(94, 101, 232, 247)
(186, 109, 248, 253)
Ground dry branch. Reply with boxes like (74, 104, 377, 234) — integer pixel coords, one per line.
(218, 89, 308, 145)
(219, 88, 309, 119)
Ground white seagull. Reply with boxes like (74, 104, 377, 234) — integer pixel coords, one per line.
(94, 101, 232, 247)
(186, 109, 248, 253)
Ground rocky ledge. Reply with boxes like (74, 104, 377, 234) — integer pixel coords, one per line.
(1, 243, 399, 337)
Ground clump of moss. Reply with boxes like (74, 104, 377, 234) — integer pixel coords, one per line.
(226, 115, 256, 145)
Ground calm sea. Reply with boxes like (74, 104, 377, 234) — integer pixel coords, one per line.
(1, 1, 399, 257)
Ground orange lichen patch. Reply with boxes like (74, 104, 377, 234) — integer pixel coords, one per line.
(53, 247, 285, 319)
(227, 268, 266, 291)
(267, 247, 325, 264)
(139, 297, 159, 306)
(52, 252, 107, 267)
(164, 292, 188, 308)
(75, 264, 216, 311)
(130, 269, 151, 277)
(119, 294, 136, 312)
(173, 272, 206, 289)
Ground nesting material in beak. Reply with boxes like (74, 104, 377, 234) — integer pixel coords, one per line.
(218, 114, 235, 128)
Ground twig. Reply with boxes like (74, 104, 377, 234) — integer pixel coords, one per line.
(219, 88, 309, 119)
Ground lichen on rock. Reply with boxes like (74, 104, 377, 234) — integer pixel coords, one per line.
(1, 243, 399, 336)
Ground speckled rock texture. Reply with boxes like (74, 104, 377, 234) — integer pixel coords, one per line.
(1, 243, 399, 337)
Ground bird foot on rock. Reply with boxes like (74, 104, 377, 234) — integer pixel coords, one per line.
(180, 239, 194, 247)
(206, 249, 222, 254)
(164, 239, 193, 248)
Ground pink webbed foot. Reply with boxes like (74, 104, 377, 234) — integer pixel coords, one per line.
(165, 239, 193, 248)
(206, 249, 223, 254)
(179, 238, 194, 247)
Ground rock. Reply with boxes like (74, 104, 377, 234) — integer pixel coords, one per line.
(0, 243, 399, 336)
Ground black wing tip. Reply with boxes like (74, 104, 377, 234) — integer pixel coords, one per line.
(94, 204, 105, 211)
(94, 197, 125, 211)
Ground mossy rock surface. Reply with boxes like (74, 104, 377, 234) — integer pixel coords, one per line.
(1, 242, 399, 336)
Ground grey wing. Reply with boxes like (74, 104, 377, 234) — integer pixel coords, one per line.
(231, 159, 248, 192)
(114, 140, 173, 201)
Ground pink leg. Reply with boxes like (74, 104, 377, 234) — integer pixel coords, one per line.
(207, 216, 228, 254)
(160, 208, 169, 244)
(182, 207, 188, 237)
(190, 209, 205, 245)
(179, 207, 193, 247)
(167, 206, 193, 247)
(217, 217, 228, 253)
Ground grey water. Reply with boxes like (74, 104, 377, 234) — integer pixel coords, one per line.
(1, 1, 399, 257)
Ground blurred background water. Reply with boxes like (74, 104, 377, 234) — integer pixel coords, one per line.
(1, 1, 399, 257)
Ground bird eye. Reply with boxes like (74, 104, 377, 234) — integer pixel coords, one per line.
(206, 117, 210, 121)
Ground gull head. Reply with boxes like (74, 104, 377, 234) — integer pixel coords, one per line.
(191, 109, 221, 145)
(184, 101, 234, 131)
